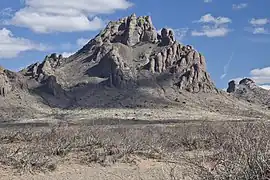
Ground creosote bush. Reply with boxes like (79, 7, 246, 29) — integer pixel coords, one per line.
(0, 121, 270, 179)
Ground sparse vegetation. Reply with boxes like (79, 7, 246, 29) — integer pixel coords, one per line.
(1, 121, 270, 179)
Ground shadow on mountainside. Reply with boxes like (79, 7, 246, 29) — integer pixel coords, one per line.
(32, 72, 187, 109)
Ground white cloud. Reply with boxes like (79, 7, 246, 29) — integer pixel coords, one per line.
(62, 52, 75, 58)
(0, 28, 46, 58)
(250, 18, 269, 26)
(8, 0, 133, 33)
(259, 85, 270, 90)
(195, 14, 232, 25)
(192, 26, 231, 37)
(204, 0, 212, 3)
(232, 67, 270, 86)
(252, 27, 270, 35)
(246, 18, 270, 35)
(232, 3, 248, 10)
(11, 13, 105, 33)
(192, 14, 232, 38)
(251, 76, 270, 84)
(246, 27, 270, 35)
(251, 67, 270, 77)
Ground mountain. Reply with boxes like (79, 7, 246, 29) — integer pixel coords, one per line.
(17, 14, 217, 107)
(227, 78, 270, 106)
(1, 14, 268, 121)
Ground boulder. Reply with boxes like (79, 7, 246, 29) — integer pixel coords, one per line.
(227, 80, 236, 93)
(160, 28, 175, 46)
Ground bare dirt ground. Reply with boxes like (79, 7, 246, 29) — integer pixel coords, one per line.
(1, 158, 190, 180)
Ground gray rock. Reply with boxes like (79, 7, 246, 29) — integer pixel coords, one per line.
(160, 28, 175, 46)
(0, 68, 27, 97)
(23, 53, 63, 82)
(0, 73, 11, 97)
(227, 80, 236, 93)
(227, 78, 270, 106)
(239, 78, 256, 89)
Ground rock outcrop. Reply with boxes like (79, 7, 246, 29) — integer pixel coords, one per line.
(239, 78, 256, 89)
(102, 13, 158, 46)
(227, 78, 257, 94)
(160, 28, 175, 46)
(22, 53, 64, 82)
(69, 14, 216, 93)
(0, 67, 12, 96)
(227, 78, 270, 106)
(0, 67, 27, 97)
(227, 80, 236, 93)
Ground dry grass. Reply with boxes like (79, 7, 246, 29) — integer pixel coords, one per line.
(1, 121, 270, 179)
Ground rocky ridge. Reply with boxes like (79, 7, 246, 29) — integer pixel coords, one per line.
(227, 78, 270, 106)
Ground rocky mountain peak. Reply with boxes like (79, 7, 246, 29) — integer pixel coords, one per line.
(239, 78, 256, 89)
(227, 78, 257, 93)
(79, 14, 178, 54)
(227, 78, 270, 106)
(97, 13, 158, 46)
(67, 14, 216, 93)
(15, 14, 217, 108)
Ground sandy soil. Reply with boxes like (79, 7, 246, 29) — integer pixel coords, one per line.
(0, 157, 191, 180)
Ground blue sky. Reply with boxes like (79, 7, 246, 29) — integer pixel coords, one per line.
(0, 0, 269, 89)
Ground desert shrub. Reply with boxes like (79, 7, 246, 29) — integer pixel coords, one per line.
(188, 122, 270, 180)
(1, 121, 270, 179)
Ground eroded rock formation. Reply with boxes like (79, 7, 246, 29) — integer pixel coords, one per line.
(227, 78, 270, 105)
(70, 14, 216, 93)
(0, 67, 27, 97)
(15, 13, 217, 109)
(23, 53, 64, 82)
(0, 67, 12, 96)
